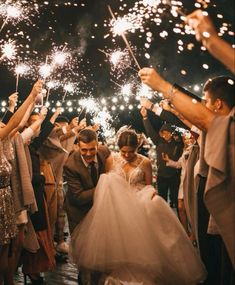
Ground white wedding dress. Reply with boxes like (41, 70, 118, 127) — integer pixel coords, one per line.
(70, 154, 206, 285)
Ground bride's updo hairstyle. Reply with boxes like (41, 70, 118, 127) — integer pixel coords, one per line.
(117, 129, 139, 150)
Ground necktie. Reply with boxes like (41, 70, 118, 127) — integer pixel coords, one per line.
(90, 161, 98, 186)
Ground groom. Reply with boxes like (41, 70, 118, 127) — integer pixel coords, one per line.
(63, 128, 110, 285)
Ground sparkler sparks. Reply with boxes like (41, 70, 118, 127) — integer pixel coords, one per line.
(0, 40, 16, 60)
(15, 62, 30, 91)
(108, 5, 141, 70)
(79, 97, 98, 114)
(111, 17, 136, 36)
(39, 63, 52, 79)
(52, 50, 70, 67)
(62, 83, 74, 102)
(15, 62, 29, 75)
(0, 3, 22, 32)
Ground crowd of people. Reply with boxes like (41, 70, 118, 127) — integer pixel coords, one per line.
(0, 9, 234, 285)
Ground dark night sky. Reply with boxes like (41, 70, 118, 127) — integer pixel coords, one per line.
(0, 0, 234, 131)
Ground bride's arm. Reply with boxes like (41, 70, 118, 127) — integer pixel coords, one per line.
(144, 158, 153, 185)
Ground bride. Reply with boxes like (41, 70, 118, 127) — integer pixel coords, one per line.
(70, 129, 206, 285)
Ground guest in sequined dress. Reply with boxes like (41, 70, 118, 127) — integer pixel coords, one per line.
(0, 80, 43, 285)
(0, 135, 18, 284)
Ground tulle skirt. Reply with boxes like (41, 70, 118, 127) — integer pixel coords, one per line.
(70, 173, 206, 285)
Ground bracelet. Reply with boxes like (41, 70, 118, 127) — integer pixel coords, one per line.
(167, 85, 177, 102)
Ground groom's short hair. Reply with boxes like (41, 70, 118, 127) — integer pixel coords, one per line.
(78, 129, 98, 144)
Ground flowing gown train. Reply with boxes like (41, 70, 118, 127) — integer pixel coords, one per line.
(70, 154, 206, 285)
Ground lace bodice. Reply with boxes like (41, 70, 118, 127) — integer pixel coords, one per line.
(110, 154, 146, 190)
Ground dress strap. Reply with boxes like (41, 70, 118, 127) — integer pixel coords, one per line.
(136, 155, 146, 169)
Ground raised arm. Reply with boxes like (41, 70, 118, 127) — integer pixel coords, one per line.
(138, 68, 214, 131)
(0, 80, 43, 140)
(140, 98, 191, 129)
(7, 92, 18, 113)
(140, 107, 161, 145)
(21, 106, 48, 143)
(17, 102, 35, 131)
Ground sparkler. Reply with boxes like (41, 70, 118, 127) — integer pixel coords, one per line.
(98, 49, 138, 72)
(93, 109, 114, 139)
(45, 80, 57, 103)
(79, 97, 98, 117)
(62, 83, 74, 102)
(0, 40, 16, 61)
(110, 78, 123, 88)
(52, 49, 70, 67)
(15, 63, 29, 92)
(120, 83, 133, 98)
(108, 5, 141, 70)
(0, 4, 22, 32)
(136, 83, 155, 100)
(39, 63, 52, 79)
(39, 56, 52, 79)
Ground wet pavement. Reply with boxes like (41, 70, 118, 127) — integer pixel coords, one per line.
(15, 260, 78, 284)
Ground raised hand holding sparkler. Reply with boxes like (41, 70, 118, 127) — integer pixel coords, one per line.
(8, 92, 18, 112)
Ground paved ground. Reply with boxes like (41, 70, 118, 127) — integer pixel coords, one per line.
(15, 260, 78, 285)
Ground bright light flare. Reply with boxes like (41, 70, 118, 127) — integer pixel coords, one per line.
(52, 51, 69, 66)
(110, 50, 125, 66)
(0, 40, 17, 60)
(15, 63, 29, 75)
(136, 83, 154, 100)
(64, 83, 74, 93)
(46, 80, 58, 89)
(111, 17, 134, 35)
(121, 83, 132, 97)
(39, 63, 52, 78)
(142, 0, 161, 7)
(6, 5, 21, 18)
(79, 97, 98, 113)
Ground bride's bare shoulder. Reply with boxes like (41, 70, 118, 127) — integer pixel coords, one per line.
(137, 153, 151, 164)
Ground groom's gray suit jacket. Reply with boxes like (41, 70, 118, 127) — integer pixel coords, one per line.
(63, 144, 110, 233)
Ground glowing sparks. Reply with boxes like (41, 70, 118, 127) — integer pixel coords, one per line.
(46, 80, 58, 90)
(111, 17, 136, 36)
(64, 83, 74, 93)
(110, 49, 131, 69)
(0, 4, 22, 32)
(0, 40, 17, 60)
(6, 5, 21, 18)
(15, 63, 29, 75)
(110, 50, 125, 66)
(120, 83, 133, 98)
(52, 51, 70, 66)
(79, 97, 98, 114)
(39, 63, 52, 79)
(136, 83, 154, 100)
